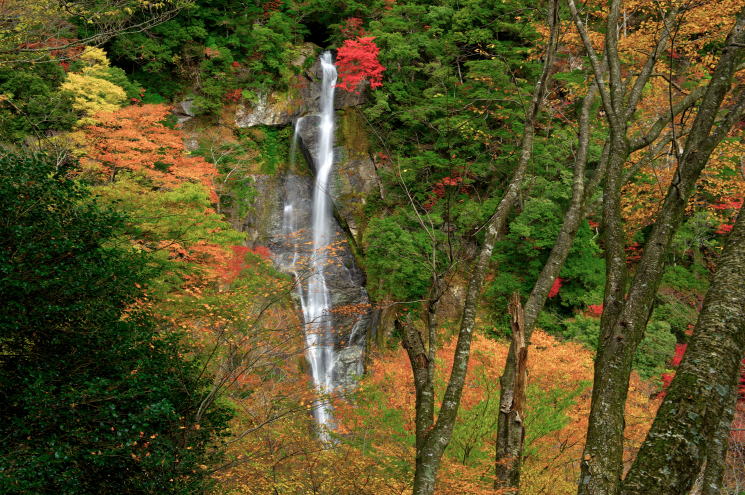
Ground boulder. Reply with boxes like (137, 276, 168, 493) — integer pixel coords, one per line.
(333, 344, 365, 394)
(172, 99, 195, 124)
(235, 92, 308, 127)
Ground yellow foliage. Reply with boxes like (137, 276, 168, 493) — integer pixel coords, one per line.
(79, 46, 110, 68)
(61, 73, 127, 126)
(58, 45, 129, 125)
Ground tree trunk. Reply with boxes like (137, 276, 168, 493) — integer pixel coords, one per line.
(408, 3, 560, 493)
(621, 204, 745, 495)
(700, 400, 738, 495)
(493, 37, 703, 486)
(399, 316, 435, 452)
(495, 293, 528, 494)
(494, 82, 603, 489)
(578, 10, 745, 494)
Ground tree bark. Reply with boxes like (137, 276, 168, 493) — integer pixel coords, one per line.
(494, 3, 705, 487)
(621, 203, 745, 495)
(494, 81, 602, 490)
(401, 277, 444, 454)
(400, 316, 435, 452)
(700, 400, 738, 495)
(578, 10, 745, 495)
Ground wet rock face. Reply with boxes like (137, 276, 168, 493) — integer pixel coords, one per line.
(240, 174, 284, 247)
(234, 54, 368, 128)
(295, 114, 379, 241)
(333, 344, 365, 393)
(234, 49, 377, 391)
(264, 173, 371, 352)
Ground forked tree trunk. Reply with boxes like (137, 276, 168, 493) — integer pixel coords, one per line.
(408, 3, 561, 493)
(492, 30, 704, 489)
(577, 9, 745, 495)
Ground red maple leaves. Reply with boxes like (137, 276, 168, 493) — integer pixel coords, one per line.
(660, 340, 745, 400)
(221, 245, 273, 285)
(423, 175, 466, 210)
(336, 37, 385, 94)
(548, 277, 564, 298)
(586, 304, 604, 317)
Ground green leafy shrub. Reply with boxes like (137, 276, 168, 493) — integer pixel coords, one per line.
(559, 315, 675, 379)
(365, 214, 443, 302)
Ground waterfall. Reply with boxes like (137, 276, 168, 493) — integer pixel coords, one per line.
(276, 51, 372, 442)
(289, 51, 339, 439)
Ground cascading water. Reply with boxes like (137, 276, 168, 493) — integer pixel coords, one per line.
(287, 51, 339, 439)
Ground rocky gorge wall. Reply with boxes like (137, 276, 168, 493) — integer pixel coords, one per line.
(177, 46, 381, 392)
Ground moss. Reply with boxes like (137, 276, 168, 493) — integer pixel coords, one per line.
(339, 107, 370, 157)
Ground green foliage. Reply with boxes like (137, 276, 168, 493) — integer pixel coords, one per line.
(447, 368, 500, 467)
(559, 315, 676, 379)
(448, 376, 586, 467)
(661, 264, 709, 292)
(486, 198, 605, 322)
(652, 296, 698, 341)
(191, 140, 258, 218)
(364, 213, 444, 301)
(523, 383, 588, 457)
(558, 314, 600, 349)
(339, 382, 414, 478)
(670, 210, 720, 263)
(95, 65, 143, 100)
(0, 153, 231, 494)
(106, 0, 331, 112)
(243, 126, 291, 174)
(0, 61, 76, 142)
(633, 321, 677, 379)
(365, 0, 540, 172)
(94, 174, 244, 292)
(359, 0, 554, 318)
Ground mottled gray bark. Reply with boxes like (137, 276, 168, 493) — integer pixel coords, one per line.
(621, 204, 745, 494)
(700, 400, 738, 495)
(577, 9, 745, 495)
(401, 278, 444, 454)
(495, 82, 602, 491)
(494, 2, 704, 488)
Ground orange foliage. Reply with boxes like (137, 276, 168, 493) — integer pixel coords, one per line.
(622, 137, 745, 234)
(220, 245, 274, 285)
(214, 330, 662, 494)
(551, 0, 745, 238)
(83, 104, 218, 202)
(353, 331, 660, 494)
(202, 302, 663, 495)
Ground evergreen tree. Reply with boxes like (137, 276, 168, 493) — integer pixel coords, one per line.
(0, 153, 231, 495)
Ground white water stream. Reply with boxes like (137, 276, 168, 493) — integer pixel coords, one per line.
(284, 52, 339, 439)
